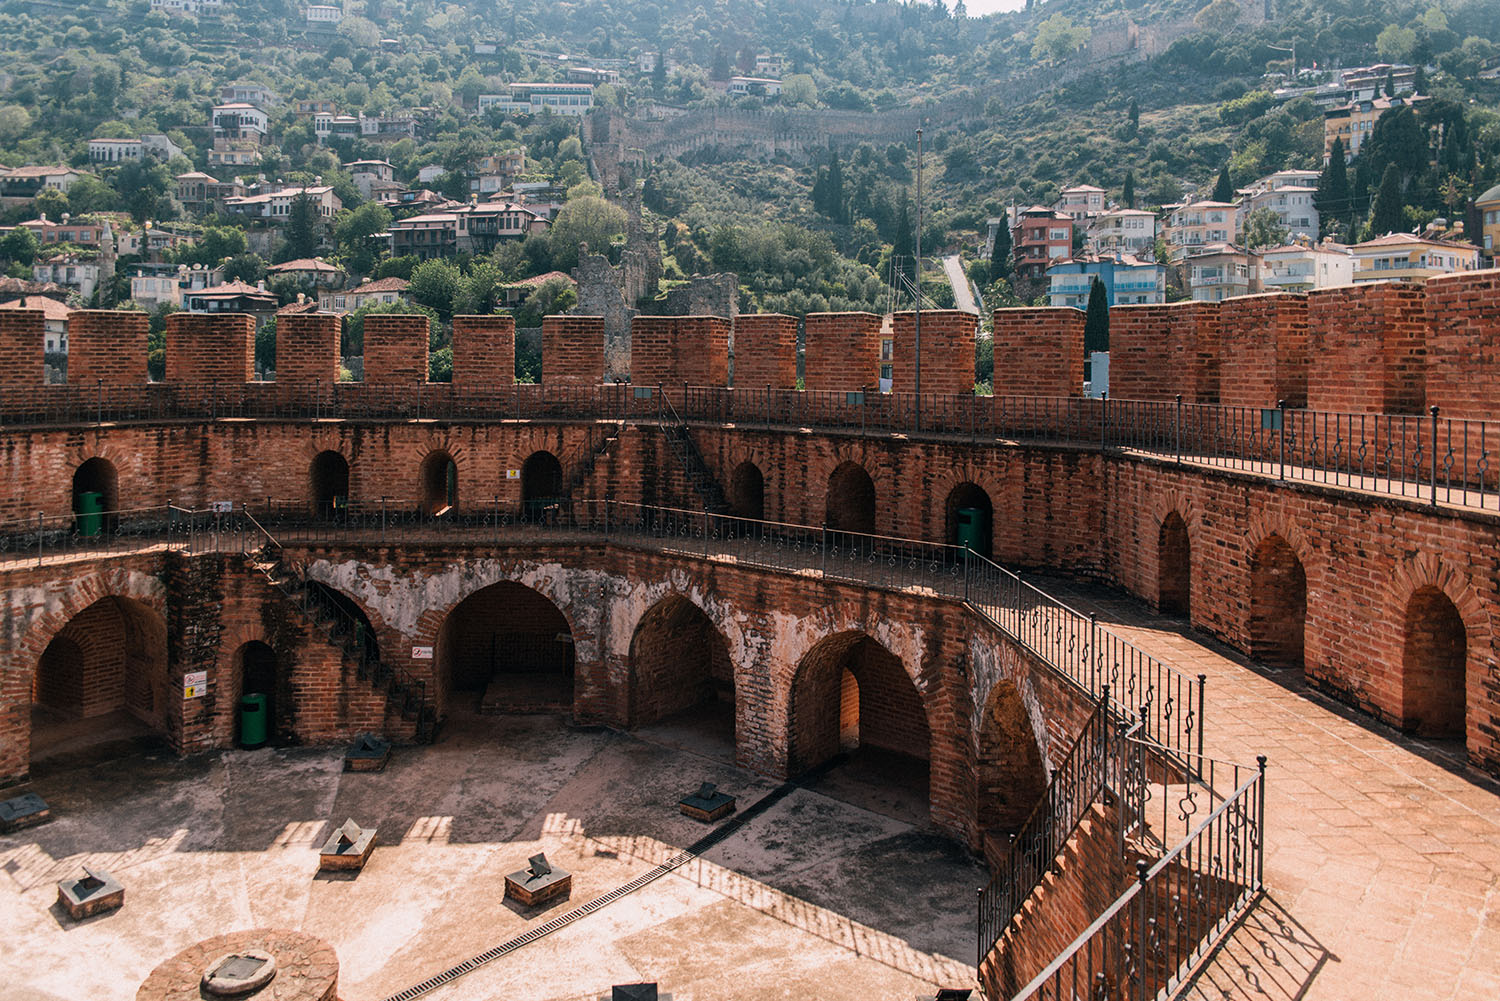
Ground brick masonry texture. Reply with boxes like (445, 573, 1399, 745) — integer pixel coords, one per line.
(542, 315, 606, 386)
(276, 314, 342, 388)
(68, 310, 148, 386)
(991, 307, 1084, 398)
(891, 309, 977, 396)
(803, 312, 882, 393)
(1216, 293, 1307, 408)
(1424, 271, 1500, 421)
(0, 310, 46, 391)
(1307, 284, 1427, 415)
(362, 314, 429, 385)
(165, 313, 254, 385)
(630, 315, 730, 388)
(452, 314, 515, 390)
(1108, 301, 1220, 404)
(731, 313, 798, 389)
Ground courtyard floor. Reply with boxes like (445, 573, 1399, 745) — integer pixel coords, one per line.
(2, 706, 981, 1001)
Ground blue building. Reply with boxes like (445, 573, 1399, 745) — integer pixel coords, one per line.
(1046, 252, 1166, 309)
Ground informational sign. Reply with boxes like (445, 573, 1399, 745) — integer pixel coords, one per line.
(411, 645, 434, 660)
(210, 500, 234, 513)
(183, 671, 208, 699)
(506, 469, 521, 480)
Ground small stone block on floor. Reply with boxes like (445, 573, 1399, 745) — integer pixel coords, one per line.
(0, 793, 51, 833)
(318, 819, 375, 872)
(56, 867, 124, 920)
(343, 734, 391, 772)
(505, 853, 571, 907)
(607, 985, 668, 1001)
(679, 782, 736, 823)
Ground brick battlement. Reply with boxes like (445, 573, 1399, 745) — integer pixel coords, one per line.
(630, 315, 730, 388)
(363, 314, 429, 385)
(803, 312, 882, 393)
(69, 310, 148, 387)
(732, 313, 797, 389)
(991, 307, 1084, 398)
(542, 315, 605, 386)
(453, 314, 516, 390)
(165, 313, 254, 385)
(276, 313, 341, 387)
(891, 310, 977, 397)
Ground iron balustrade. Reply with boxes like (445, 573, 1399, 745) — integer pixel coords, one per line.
(1007, 749, 1267, 1001)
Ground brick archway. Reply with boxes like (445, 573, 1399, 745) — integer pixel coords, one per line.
(1157, 511, 1191, 616)
(1248, 534, 1308, 671)
(975, 678, 1047, 836)
(1387, 555, 1492, 747)
(728, 460, 765, 520)
(627, 593, 734, 733)
(826, 461, 876, 534)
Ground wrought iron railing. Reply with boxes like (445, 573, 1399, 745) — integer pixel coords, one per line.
(2, 383, 1491, 510)
(1007, 749, 1267, 1001)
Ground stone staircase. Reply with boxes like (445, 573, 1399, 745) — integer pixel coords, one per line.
(564, 421, 622, 499)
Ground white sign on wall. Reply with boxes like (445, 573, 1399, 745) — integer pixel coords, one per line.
(183, 670, 208, 699)
(411, 646, 434, 660)
(506, 469, 521, 480)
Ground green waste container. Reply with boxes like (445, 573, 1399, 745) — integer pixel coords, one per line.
(76, 491, 103, 538)
(956, 507, 987, 554)
(239, 693, 268, 749)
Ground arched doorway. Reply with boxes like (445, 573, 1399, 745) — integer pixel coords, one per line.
(310, 450, 350, 518)
(826, 461, 876, 534)
(629, 595, 734, 752)
(976, 680, 1047, 837)
(521, 450, 564, 518)
(1402, 586, 1467, 741)
(437, 581, 574, 714)
(1249, 535, 1307, 670)
(729, 462, 765, 520)
(790, 631, 930, 821)
(944, 481, 993, 557)
(234, 640, 280, 747)
(1158, 512, 1190, 617)
(73, 457, 119, 533)
(30, 595, 167, 766)
(420, 450, 458, 516)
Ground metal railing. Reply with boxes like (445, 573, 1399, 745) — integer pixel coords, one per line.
(4, 383, 1491, 510)
(1009, 750, 1267, 1001)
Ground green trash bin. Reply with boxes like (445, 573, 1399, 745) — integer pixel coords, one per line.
(239, 693, 268, 749)
(76, 491, 103, 538)
(956, 507, 987, 554)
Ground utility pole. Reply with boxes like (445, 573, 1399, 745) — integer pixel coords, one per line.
(915, 126, 923, 430)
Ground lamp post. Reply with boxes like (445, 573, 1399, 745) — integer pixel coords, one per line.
(915, 127, 922, 430)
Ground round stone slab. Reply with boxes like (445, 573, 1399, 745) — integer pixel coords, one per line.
(136, 929, 337, 1001)
(202, 949, 276, 996)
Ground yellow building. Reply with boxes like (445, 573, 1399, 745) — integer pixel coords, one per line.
(1350, 232, 1480, 284)
(1477, 183, 1500, 264)
(1323, 94, 1428, 165)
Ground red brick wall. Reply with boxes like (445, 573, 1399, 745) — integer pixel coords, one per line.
(363, 314, 429, 385)
(1108, 301, 1220, 404)
(1424, 271, 1500, 421)
(275, 313, 341, 387)
(630, 315, 731, 388)
(68, 310, 148, 386)
(165, 313, 254, 385)
(452, 314, 516, 390)
(1306, 284, 1427, 414)
(803, 312, 882, 393)
(732, 313, 797, 389)
(542, 315, 605, 387)
(990, 307, 1085, 398)
(1217, 293, 1308, 409)
(0, 310, 45, 391)
(892, 309, 977, 396)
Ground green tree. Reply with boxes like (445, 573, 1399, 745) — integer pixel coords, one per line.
(989, 220, 1011, 278)
(652, 51, 666, 96)
(1122, 171, 1136, 210)
(1376, 24, 1417, 62)
(1212, 165, 1235, 204)
(782, 74, 817, 106)
(1369, 163, 1407, 235)
(1032, 14, 1089, 64)
(1083, 278, 1109, 354)
(223, 253, 267, 284)
(409, 258, 462, 317)
(34, 187, 68, 219)
(0, 227, 39, 266)
(284, 193, 321, 261)
(548, 195, 628, 271)
(334, 202, 392, 275)
(453, 259, 502, 315)
(1315, 140, 1350, 234)
(1194, 0, 1241, 34)
(1241, 207, 1290, 250)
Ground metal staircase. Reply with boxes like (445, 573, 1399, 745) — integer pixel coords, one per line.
(658, 396, 729, 513)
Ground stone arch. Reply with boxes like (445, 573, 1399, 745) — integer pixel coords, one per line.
(232, 640, 280, 747)
(728, 460, 765, 520)
(419, 448, 458, 515)
(1248, 533, 1308, 671)
(73, 456, 119, 526)
(1157, 511, 1191, 617)
(309, 450, 350, 517)
(943, 480, 994, 557)
(628, 593, 734, 731)
(1386, 555, 1491, 746)
(975, 679, 1047, 836)
(435, 579, 576, 715)
(788, 629, 931, 778)
(521, 449, 564, 514)
(826, 461, 876, 534)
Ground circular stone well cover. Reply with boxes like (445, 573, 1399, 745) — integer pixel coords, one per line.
(202, 950, 277, 996)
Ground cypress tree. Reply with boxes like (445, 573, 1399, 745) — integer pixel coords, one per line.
(1122, 170, 1136, 210)
(1369, 163, 1406, 235)
(1212, 165, 1235, 204)
(1083, 277, 1109, 354)
(990, 220, 1012, 277)
(1315, 140, 1350, 232)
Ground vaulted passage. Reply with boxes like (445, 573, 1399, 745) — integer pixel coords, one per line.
(826, 461, 876, 535)
(729, 461, 765, 520)
(976, 680, 1047, 838)
(629, 595, 734, 752)
(437, 581, 574, 715)
(73, 457, 119, 532)
(234, 640, 280, 747)
(30, 596, 167, 766)
(420, 450, 458, 515)
(790, 631, 930, 821)
(521, 450, 564, 516)
(1158, 512, 1190, 616)
(310, 450, 350, 518)
(1249, 535, 1307, 670)
(945, 481, 993, 557)
(1402, 586, 1467, 741)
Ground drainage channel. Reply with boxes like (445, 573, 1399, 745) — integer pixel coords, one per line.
(380, 761, 838, 1001)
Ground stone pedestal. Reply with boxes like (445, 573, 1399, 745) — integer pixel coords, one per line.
(0, 793, 51, 833)
(343, 734, 391, 772)
(57, 868, 124, 919)
(679, 784, 736, 823)
(318, 819, 375, 872)
(505, 855, 571, 907)
(136, 929, 338, 1001)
